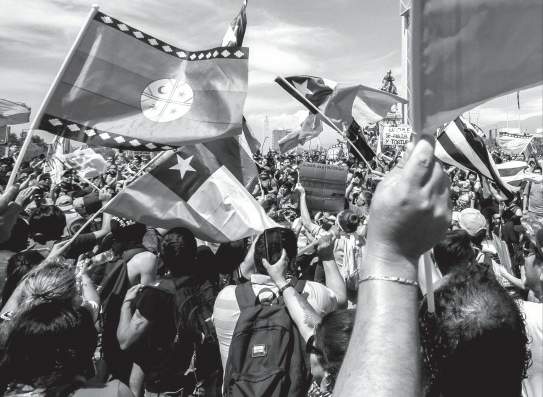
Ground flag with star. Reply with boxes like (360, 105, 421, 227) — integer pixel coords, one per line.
(222, 0, 247, 47)
(278, 114, 323, 153)
(276, 75, 407, 131)
(37, 10, 248, 151)
(106, 140, 275, 242)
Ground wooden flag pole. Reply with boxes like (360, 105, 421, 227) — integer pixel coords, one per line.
(275, 76, 375, 172)
(6, 5, 100, 189)
(50, 149, 168, 259)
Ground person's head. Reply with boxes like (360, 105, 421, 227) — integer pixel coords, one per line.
(253, 227, 297, 275)
(524, 228, 543, 299)
(160, 227, 198, 276)
(533, 166, 542, 175)
(467, 172, 477, 183)
(0, 217, 29, 252)
(419, 266, 530, 397)
(286, 171, 297, 186)
(458, 208, 487, 246)
(433, 230, 476, 275)
(337, 210, 360, 234)
(1, 251, 44, 308)
(21, 264, 79, 310)
(308, 309, 356, 384)
(0, 302, 97, 391)
(110, 217, 147, 245)
(29, 206, 67, 244)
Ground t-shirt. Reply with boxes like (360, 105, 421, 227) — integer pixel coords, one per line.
(524, 182, 543, 215)
(3, 380, 133, 397)
(213, 274, 338, 370)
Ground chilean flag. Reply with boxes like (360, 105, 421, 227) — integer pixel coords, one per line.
(106, 138, 276, 242)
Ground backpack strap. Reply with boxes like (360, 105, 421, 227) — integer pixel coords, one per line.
(235, 282, 258, 310)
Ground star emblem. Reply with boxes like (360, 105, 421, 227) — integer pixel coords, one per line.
(170, 155, 195, 179)
(293, 80, 313, 97)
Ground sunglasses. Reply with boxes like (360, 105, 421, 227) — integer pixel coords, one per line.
(306, 335, 323, 356)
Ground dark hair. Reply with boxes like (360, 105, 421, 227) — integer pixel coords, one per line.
(314, 309, 355, 377)
(1, 251, 44, 309)
(29, 206, 66, 244)
(110, 218, 147, 244)
(160, 227, 197, 276)
(0, 217, 29, 252)
(0, 302, 97, 396)
(433, 230, 476, 275)
(338, 210, 360, 234)
(419, 266, 530, 397)
(253, 227, 297, 275)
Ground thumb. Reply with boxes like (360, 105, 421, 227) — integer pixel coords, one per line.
(278, 249, 287, 263)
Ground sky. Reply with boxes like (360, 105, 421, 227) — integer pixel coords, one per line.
(1, 0, 541, 148)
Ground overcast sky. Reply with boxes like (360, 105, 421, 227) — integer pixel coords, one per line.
(1, 0, 541, 147)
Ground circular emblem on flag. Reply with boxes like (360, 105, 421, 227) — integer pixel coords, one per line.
(141, 79, 193, 123)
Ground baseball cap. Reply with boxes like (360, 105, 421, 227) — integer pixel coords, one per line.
(458, 208, 487, 236)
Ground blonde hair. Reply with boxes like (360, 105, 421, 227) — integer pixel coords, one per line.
(22, 264, 77, 309)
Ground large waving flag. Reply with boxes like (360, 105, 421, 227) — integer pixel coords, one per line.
(0, 99, 30, 127)
(38, 11, 248, 151)
(497, 132, 533, 155)
(222, 0, 248, 47)
(278, 114, 323, 154)
(107, 140, 274, 242)
(435, 117, 517, 196)
(276, 75, 407, 131)
(410, 0, 543, 134)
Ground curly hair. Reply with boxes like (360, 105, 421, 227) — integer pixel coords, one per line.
(419, 266, 531, 397)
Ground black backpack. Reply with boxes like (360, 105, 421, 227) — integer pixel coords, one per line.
(131, 277, 221, 394)
(223, 281, 312, 397)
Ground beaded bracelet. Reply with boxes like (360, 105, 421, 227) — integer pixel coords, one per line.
(359, 275, 419, 287)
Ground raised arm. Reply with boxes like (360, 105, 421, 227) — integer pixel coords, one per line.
(334, 137, 450, 397)
(294, 183, 316, 231)
(263, 249, 322, 341)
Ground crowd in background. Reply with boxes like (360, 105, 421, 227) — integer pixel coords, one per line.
(0, 134, 540, 397)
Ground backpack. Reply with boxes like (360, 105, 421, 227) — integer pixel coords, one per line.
(223, 281, 312, 397)
(132, 277, 221, 394)
(99, 247, 146, 383)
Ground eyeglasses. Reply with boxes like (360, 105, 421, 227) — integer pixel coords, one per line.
(306, 335, 323, 356)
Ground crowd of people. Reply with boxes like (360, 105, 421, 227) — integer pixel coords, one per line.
(0, 133, 540, 397)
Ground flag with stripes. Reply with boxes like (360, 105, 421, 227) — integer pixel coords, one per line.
(435, 117, 517, 196)
(276, 75, 407, 131)
(39, 10, 248, 151)
(222, 0, 248, 47)
(347, 120, 375, 163)
(497, 132, 533, 155)
(106, 144, 276, 242)
(278, 114, 323, 153)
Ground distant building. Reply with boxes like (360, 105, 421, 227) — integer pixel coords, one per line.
(272, 129, 291, 151)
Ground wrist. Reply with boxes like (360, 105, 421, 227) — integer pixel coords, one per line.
(273, 277, 288, 289)
(362, 240, 418, 280)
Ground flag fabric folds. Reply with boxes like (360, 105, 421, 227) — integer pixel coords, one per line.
(435, 117, 517, 196)
(0, 99, 30, 127)
(497, 132, 534, 155)
(38, 11, 248, 151)
(107, 142, 275, 242)
(278, 114, 323, 153)
(61, 148, 108, 179)
(276, 75, 407, 131)
(222, 0, 247, 47)
(410, 0, 543, 134)
(347, 121, 375, 163)
(495, 161, 530, 188)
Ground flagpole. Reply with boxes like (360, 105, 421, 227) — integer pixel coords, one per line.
(50, 149, 168, 259)
(275, 76, 376, 171)
(410, 0, 436, 313)
(6, 5, 100, 189)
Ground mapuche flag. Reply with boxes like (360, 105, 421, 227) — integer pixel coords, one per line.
(106, 140, 275, 242)
(39, 11, 249, 151)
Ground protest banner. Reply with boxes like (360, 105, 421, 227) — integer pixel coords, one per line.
(298, 162, 347, 212)
(60, 148, 108, 179)
(382, 125, 412, 146)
